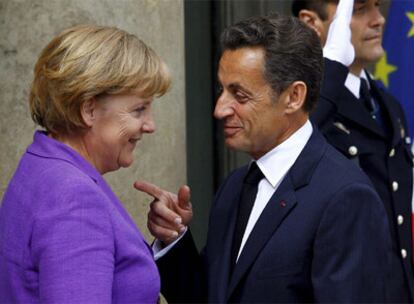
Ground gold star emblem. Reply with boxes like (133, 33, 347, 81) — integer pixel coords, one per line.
(407, 12, 414, 37)
(374, 52, 398, 87)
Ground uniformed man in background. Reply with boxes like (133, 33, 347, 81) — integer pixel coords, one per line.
(292, 0, 414, 302)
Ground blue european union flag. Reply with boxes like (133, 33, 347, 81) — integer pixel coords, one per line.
(375, 0, 414, 145)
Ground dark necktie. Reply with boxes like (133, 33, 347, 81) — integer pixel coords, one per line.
(359, 78, 387, 131)
(231, 162, 264, 268)
(360, 78, 376, 114)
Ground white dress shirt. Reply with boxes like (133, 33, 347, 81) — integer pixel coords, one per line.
(344, 70, 371, 99)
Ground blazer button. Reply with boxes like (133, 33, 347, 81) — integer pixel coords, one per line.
(392, 181, 399, 192)
(401, 249, 407, 259)
(397, 215, 404, 225)
(348, 146, 358, 156)
(389, 148, 395, 157)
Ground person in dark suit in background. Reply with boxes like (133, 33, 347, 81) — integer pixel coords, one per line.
(135, 2, 391, 302)
(293, 0, 414, 301)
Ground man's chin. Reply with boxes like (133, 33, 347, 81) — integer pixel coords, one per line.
(367, 46, 385, 63)
(224, 138, 242, 151)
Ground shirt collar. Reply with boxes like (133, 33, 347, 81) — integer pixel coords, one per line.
(345, 70, 370, 99)
(255, 120, 313, 188)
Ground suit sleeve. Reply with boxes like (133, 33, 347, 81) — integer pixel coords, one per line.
(312, 182, 391, 303)
(156, 229, 207, 303)
(31, 182, 115, 303)
(311, 58, 349, 127)
(156, 169, 239, 303)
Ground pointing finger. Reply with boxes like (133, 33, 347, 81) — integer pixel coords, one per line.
(134, 181, 164, 199)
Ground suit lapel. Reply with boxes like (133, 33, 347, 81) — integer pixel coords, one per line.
(336, 87, 386, 138)
(226, 130, 328, 301)
(227, 178, 297, 299)
(369, 79, 403, 146)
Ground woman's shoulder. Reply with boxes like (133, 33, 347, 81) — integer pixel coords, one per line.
(7, 153, 110, 215)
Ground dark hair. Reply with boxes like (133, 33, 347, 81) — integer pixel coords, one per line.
(220, 14, 323, 112)
(291, 0, 339, 20)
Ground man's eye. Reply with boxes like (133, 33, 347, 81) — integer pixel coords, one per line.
(353, 5, 366, 13)
(235, 93, 248, 102)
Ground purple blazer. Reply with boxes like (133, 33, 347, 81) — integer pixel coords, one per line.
(0, 131, 160, 303)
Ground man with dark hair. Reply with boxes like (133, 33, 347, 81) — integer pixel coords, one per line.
(293, 0, 414, 302)
(135, 4, 391, 303)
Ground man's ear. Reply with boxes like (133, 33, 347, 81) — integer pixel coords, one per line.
(80, 98, 97, 127)
(298, 9, 324, 39)
(285, 81, 307, 114)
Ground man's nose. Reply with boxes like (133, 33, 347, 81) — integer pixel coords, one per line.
(214, 93, 234, 120)
(370, 6, 385, 27)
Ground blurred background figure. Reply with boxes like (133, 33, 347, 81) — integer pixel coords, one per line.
(293, 0, 414, 301)
(0, 24, 170, 303)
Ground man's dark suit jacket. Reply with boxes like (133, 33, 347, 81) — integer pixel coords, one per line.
(157, 129, 391, 303)
(311, 59, 414, 302)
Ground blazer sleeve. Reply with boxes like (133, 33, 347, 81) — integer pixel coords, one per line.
(31, 181, 115, 303)
(311, 182, 392, 303)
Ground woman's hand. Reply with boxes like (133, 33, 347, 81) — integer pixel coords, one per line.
(134, 181, 193, 245)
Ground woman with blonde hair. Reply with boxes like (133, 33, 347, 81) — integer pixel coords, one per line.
(0, 24, 171, 303)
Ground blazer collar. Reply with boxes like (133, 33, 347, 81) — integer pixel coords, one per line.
(27, 131, 101, 182)
(27, 131, 139, 232)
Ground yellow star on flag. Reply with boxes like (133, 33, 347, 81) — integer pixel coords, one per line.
(407, 12, 414, 37)
(374, 52, 398, 87)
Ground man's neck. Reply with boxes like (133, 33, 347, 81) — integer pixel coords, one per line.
(349, 63, 364, 76)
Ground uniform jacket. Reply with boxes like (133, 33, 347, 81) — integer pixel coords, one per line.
(157, 129, 391, 303)
(311, 59, 414, 302)
(0, 131, 160, 303)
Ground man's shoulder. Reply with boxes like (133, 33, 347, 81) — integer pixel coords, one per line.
(371, 79, 407, 116)
(297, 130, 372, 190)
(313, 141, 374, 192)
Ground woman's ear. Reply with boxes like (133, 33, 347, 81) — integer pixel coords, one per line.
(285, 81, 307, 114)
(298, 9, 324, 39)
(80, 98, 97, 127)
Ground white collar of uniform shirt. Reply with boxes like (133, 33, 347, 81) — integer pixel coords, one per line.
(345, 70, 372, 99)
(236, 120, 313, 261)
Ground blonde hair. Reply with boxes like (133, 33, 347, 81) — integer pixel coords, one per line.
(30, 24, 171, 135)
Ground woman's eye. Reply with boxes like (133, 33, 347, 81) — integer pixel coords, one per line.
(134, 107, 146, 115)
